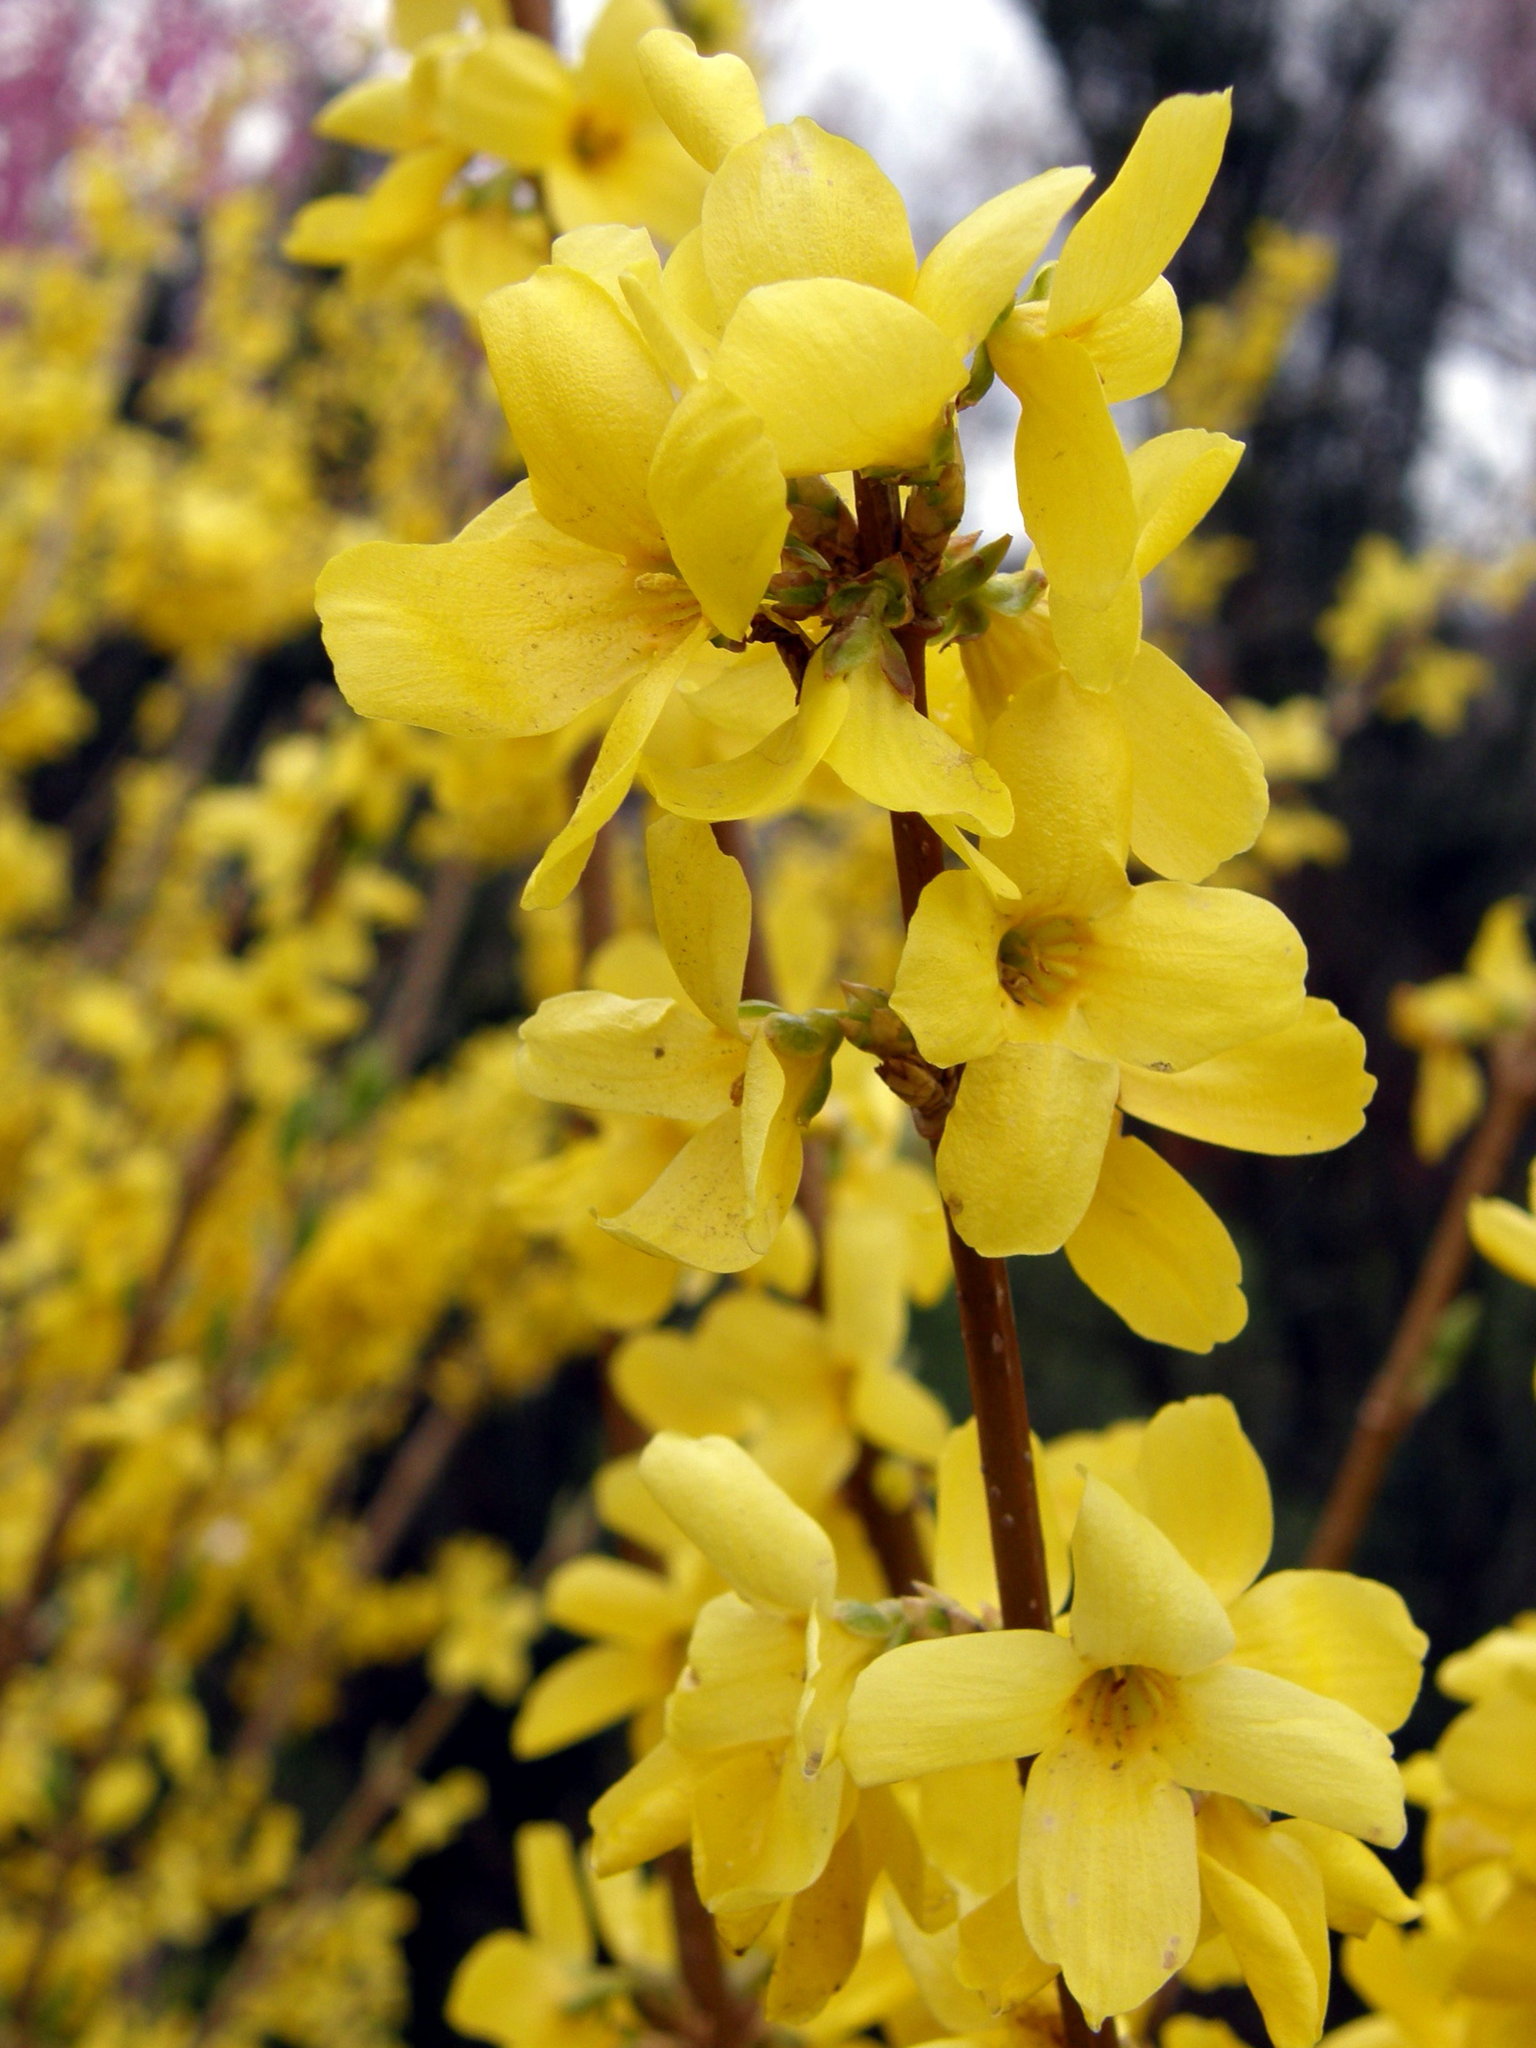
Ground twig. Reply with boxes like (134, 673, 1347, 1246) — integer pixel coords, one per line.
(192, 1689, 469, 2047)
(659, 1849, 760, 2048)
(864, 484, 1098, 2037)
(375, 857, 477, 1076)
(1306, 1022, 1536, 1568)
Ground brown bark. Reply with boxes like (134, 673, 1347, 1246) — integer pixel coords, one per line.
(1307, 1024, 1536, 1568)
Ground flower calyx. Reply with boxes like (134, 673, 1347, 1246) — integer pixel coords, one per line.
(837, 983, 957, 1143)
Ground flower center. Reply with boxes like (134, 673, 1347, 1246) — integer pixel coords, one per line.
(567, 105, 627, 170)
(997, 916, 1088, 1008)
(1069, 1665, 1174, 1754)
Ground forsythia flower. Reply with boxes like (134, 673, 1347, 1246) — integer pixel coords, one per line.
(517, 815, 840, 1269)
(843, 1396, 1425, 2028)
(1391, 898, 1536, 1162)
(888, 671, 1309, 1258)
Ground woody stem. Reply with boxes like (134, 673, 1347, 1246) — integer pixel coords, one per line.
(872, 490, 1106, 2041)
(1307, 1021, 1536, 1569)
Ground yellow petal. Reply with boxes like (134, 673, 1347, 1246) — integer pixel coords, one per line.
(611, 1326, 750, 1436)
(643, 651, 850, 820)
(434, 29, 570, 164)
(552, 220, 662, 297)
(317, 495, 698, 739)
(1045, 92, 1232, 333)
(1065, 1134, 1246, 1354)
(518, 987, 740, 1120)
(993, 328, 1137, 605)
(1083, 879, 1306, 1070)
(954, 1883, 1057, 2004)
(1117, 997, 1374, 1154)
(639, 1432, 836, 1615)
(919, 1759, 1022, 1901)
(1084, 274, 1184, 402)
(523, 629, 710, 907)
(1017, 1730, 1199, 2027)
(764, 1821, 866, 2023)
(637, 28, 765, 172)
(701, 118, 915, 323)
(543, 1554, 691, 1647)
(577, 0, 673, 105)
(890, 869, 1009, 1068)
(1117, 640, 1267, 882)
(713, 279, 964, 475)
(479, 264, 672, 559)
(938, 1044, 1119, 1257)
(1131, 428, 1246, 576)
(851, 1367, 949, 1466)
(1161, 1663, 1406, 1847)
(1228, 1571, 1427, 1733)
(589, 1738, 696, 1874)
(1069, 1475, 1235, 1675)
(516, 1822, 594, 1962)
(912, 166, 1093, 353)
(437, 206, 548, 312)
(1274, 1819, 1417, 1935)
(445, 1932, 571, 2048)
(693, 1746, 845, 1913)
(668, 1595, 803, 1750)
(1197, 1829, 1327, 2048)
(602, 1107, 763, 1270)
(824, 665, 1013, 835)
(1136, 1396, 1272, 1604)
(315, 75, 436, 152)
(1411, 1041, 1483, 1164)
(543, 122, 708, 248)
(933, 1419, 999, 1620)
(842, 1629, 1083, 1785)
(1047, 577, 1143, 694)
(980, 671, 1131, 908)
(1469, 1194, 1536, 1288)
(646, 813, 750, 1032)
(513, 1643, 664, 1756)
(648, 379, 787, 638)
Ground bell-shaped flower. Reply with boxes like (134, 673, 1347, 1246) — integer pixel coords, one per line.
(1390, 896, 1536, 1162)
(317, 231, 791, 906)
(638, 27, 1093, 466)
(609, 1284, 948, 1512)
(513, 1456, 717, 1759)
(988, 92, 1232, 693)
(517, 816, 839, 1270)
(432, 0, 709, 245)
(446, 1820, 672, 2048)
(844, 1396, 1425, 2029)
(961, 423, 1266, 885)
(890, 673, 1307, 1256)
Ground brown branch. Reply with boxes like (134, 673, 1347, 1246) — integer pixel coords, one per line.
(660, 1849, 760, 2048)
(843, 1442, 928, 1598)
(1306, 1023, 1536, 1568)
(877, 585, 1082, 2033)
(192, 1688, 469, 2047)
(509, 0, 554, 36)
(375, 857, 476, 1077)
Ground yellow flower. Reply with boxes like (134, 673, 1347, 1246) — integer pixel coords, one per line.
(513, 1456, 715, 1758)
(1390, 898, 1536, 1162)
(988, 92, 1233, 693)
(844, 1396, 1425, 2027)
(890, 672, 1309, 1261)
(447, 1820, 671, 2048)
(434, 0, 709, 245)
(517, 815, 838, 1270)
(610, 1285, 948, 1509)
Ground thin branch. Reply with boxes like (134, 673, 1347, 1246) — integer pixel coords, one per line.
(375, 857, 477, 1077)
(1307, 1022, 1536, 1569)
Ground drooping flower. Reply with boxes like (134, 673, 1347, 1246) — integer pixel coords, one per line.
(844, 1396, 1425, 2027)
